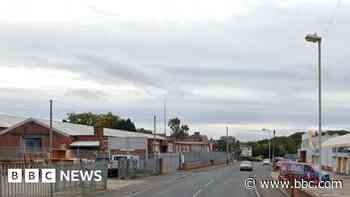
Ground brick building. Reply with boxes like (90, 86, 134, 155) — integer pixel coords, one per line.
(0, 115, 167, 161)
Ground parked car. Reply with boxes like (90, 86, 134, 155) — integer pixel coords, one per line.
(262, 159, 270, 165)
(279, 161, 307, 181)
(240, 161, 253, 171)
(313, 167, 331, 186)
(279, 162, 325, 185)
(272, 157, 284, 170)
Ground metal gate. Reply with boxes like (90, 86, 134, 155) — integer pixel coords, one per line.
(0, 160, 108, 197)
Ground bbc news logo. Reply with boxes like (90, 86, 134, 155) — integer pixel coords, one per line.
(8, 169, 102, 183)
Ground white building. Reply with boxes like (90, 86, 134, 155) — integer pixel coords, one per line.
(323, 133, 350, 174)
(299, 132, 339, 171)
(240, 145, 252, 157)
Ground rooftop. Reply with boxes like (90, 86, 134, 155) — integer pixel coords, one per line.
(0, 114, 166, 140)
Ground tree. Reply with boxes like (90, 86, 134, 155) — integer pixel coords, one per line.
(168, 118, 181, 133)
(168, 117, 189, 139)
(63, 112, 98, 126)
(137, 128, 153, 134)
(64, 112, 136, 131)
(214, 136, 239, 152)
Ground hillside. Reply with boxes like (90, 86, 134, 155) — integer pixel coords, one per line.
(247, 130, 349, 157)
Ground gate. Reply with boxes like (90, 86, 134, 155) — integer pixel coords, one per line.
(0, 160, 108, 197)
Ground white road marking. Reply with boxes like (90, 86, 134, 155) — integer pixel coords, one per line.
(192, 189, 203, 197)
(203, 179, 214, 187)
(255, 189, 262, 197)
(192, 179, 215, 197)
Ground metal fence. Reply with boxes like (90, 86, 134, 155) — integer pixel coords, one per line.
(118, 155, 160, 179)
(0, 160, 108, 197)
(0, 147, 49, 161)
(182, 151, 228, 163)
(117, 152, 229, 178)
(158, 153, 180, 174)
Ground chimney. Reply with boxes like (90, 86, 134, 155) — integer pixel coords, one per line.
(94, 127, 104, 138)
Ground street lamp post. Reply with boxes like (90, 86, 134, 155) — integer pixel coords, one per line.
(305, 33, 322, 167)
(226, 126, 229, 165)
(262, 128, 272, 161)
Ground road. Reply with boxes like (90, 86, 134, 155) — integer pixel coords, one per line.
(97, 162, 287, 197)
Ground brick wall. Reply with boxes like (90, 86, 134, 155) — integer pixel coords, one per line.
(0, 121, 72, 149)
(74, 127, 108, 152)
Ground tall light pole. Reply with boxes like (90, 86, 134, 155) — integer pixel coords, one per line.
(49, 99, 53, 162)
(305, 33, 322, 167)
(226, 126, 229, 165)
(153, 114, 157, 153)
(262, 128, 271, 161)
(163, 97, 167, 136)
(272, 129, 276, 161)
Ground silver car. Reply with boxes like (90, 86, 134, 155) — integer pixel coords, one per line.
(240, 161, 253, 171)
(262, 159, 270, 165)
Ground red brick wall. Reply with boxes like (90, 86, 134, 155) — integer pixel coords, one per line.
(73, 127, 107, 152)
(0, 121, 72, 149)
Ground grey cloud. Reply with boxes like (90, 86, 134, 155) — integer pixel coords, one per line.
(64, 89, 107, 100)
(1, 0, 350, 140)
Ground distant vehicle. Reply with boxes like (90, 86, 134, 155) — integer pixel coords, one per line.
(111, 155, 139, 161)
(262, 159, 270, 165)
(240, 161, 253, 171)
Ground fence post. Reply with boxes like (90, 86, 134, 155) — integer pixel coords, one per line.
(103, 159, 108, 190)
(0, 164, 2, 197)
(48, 162, 53, 197)
(159, 158, 163, 175)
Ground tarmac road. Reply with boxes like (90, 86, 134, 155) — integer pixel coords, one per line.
(97, 162, 287, 197)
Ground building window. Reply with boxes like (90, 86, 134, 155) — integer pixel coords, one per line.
(332, 148, 337, 153)
(24, 137, 42, 152)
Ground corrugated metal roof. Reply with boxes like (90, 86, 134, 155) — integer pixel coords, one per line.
(323, 134, 350, 147)
(40, 119, 94, 136)
(104, 128, 146, 138)
(0, 114, 26, 128)
(70, 141, 100, 147)
(104, 128, 166, 140)
(0, 114, 166, 140)
(0, 114, 94, 136)
(142, 133, 167, 140)
(174, 141, 209, 145)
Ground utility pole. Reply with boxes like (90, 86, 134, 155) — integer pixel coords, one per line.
(153, 114, 157, 173)
(318, 38, 322, 167)
(226, 126, 229, 165)
(49, 99, 53, 197)
(262, 128, 271, 161)
(272, 129, 276, 161)
(305, 33, 322, 167)
(49, 99, 53, 162)
(268, 131, 271, 161)
(153, 114, 156, 153)
(163, 97, 167, 136)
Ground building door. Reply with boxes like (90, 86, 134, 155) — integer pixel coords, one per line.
(299, 151, 306, 162)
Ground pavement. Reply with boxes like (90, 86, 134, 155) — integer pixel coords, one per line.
(93, 162, 286, 197)
(299, 175, 350, 197)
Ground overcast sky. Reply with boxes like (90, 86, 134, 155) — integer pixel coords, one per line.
(0, 0, 349, 141)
